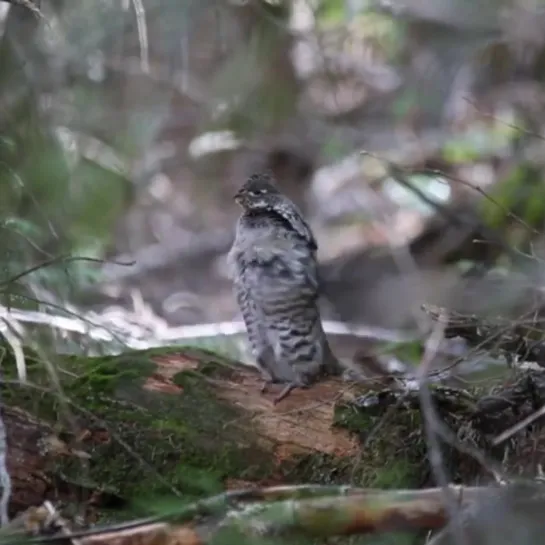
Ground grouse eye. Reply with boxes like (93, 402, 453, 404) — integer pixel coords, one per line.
(250, 188, 267, 197)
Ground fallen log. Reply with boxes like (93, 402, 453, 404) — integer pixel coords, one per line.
(2, 342, 545, 529)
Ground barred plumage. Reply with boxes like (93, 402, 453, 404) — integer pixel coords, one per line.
(228, 172, 342, 403)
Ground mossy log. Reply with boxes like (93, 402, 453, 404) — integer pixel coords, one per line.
(2, 344, 545, 523)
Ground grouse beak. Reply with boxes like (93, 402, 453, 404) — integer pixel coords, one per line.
(233, 189, 243, 205)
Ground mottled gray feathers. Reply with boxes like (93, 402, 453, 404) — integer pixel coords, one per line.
(228, 172, 341, 402)
(236, 172, 317, 250)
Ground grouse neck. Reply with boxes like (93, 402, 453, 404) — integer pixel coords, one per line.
(243, 208, 293, 230)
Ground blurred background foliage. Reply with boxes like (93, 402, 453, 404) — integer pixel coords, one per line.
(3, 2, 545, 541)
(1, 0, 545, 355)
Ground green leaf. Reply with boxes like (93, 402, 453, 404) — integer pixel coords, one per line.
(68, 157, 131, 245)
(317, 0, 346, 24)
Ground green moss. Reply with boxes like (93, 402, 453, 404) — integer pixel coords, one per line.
(329, 385, 486, 490)
(370, 459, 418, 489)
(69, 354, 155, 394)
(1, 344, 279, 513)
(331, 392, 428, 489)
(283, 452, 349, 485)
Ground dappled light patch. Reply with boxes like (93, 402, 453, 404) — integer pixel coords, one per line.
(144, 351, 202, 394)
(215, 374, 360, 457)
